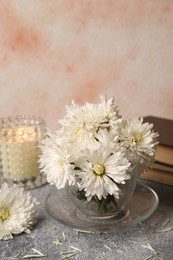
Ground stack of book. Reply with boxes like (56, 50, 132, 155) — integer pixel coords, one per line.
(140, 116, 173, 185)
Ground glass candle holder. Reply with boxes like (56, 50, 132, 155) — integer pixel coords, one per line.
(0, 115, 47, 189)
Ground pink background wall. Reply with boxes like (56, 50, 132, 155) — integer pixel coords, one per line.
(0, 0, 173, 129)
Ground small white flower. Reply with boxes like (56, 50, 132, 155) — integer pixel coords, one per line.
(95, 129, 124, 154)
(118, 118, 159, 172)
(98, 95, 122, 131)
(59, 95, 121, 149)
(59, 101, 99, 148)
(76, 146, 131, 200)
(0, 183, 38, 240)
(39, 132, 76, 189)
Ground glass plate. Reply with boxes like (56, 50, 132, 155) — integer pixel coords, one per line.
(45, 182, 159, 232)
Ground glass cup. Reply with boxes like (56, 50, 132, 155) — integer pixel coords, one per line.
(0, 115, 47, 189)
(69, 168, 138, 222)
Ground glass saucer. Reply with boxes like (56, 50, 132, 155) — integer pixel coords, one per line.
(45, 182, 159, 232)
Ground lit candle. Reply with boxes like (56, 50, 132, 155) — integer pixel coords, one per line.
(0, 116, 46, 183)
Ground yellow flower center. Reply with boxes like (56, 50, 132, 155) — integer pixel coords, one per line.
(92, 164, 105, 176)
(132, 132, 142, 143)
(0, 208, 10, 222)
(57, 162, 64, 169)
(76, 128, 83, 138)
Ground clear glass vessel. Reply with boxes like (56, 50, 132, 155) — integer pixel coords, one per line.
(0, 115, 47, 189)
(45, 182, 159, 232)
(69, 168, 138, 222)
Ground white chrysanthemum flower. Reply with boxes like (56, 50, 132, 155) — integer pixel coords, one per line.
(39, 132, 76, 189)
(118, 118, 159, 172)
(76, 146, 131, 201)
(0, 183, 38, 240)
(98, 95, 122, 130)
(59, 95, 121, 149)
(95, 129, 125, 154)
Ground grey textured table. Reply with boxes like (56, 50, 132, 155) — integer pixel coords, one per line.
(0, 181, 173, 260)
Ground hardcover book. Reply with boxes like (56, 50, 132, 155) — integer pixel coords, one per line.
(140, 116, 173, 185)
(140, 168, 173, 186)
(143, 116, 173, 147)
(143, 116, 173, 166)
